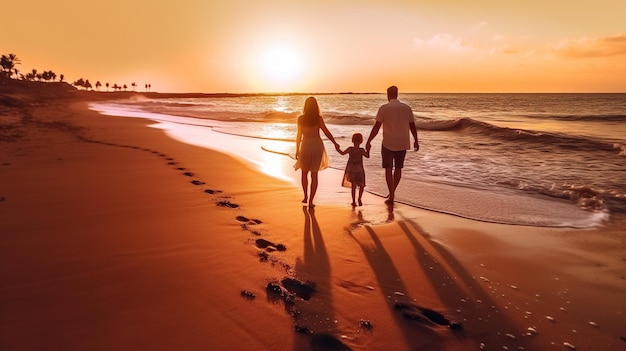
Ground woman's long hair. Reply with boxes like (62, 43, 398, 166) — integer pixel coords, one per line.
(300, 96, 321, 127)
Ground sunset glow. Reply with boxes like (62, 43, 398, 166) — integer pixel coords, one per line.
(5, 1, 626, 93)
(257, 47, 304, 91)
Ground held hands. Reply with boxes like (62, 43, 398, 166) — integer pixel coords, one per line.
(413, 140, 419, 152)
(366, 142, 372, 152)
(334, 142, 341, 153)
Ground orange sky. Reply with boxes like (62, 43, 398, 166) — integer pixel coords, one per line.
(5, 0, 626, 93)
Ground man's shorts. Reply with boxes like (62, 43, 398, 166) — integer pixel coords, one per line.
(381, 145, 407, 169)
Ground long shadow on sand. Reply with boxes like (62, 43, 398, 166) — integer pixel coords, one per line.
(293, 207, 350, 351)
(349, 224, 444, 350)
(394, 218, 534, 350)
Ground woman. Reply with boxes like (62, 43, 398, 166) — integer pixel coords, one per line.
(295, 97, 339, 208)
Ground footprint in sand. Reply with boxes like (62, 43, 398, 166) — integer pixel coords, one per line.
(235, 216, 262, 225)
(394, 302, 462, 329)
(204, 189, 222, 195)
(191, 180, 205, 186)
(281, 277, 314, 300)
(183, 171, 194, 177)
(255, 238, 286, 252)
(266, 281, 295, 305)
(216, 200, 239, 208)
(240, 290, 256, 300)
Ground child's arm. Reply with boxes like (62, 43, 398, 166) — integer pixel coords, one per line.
(362, 147, 370, 158)
(337, 146, 350, 155)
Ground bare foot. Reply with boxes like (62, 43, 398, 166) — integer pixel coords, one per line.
(302, 197, 308, 204)
(351, 202, 357, 207)
(358, 200, 363, 206)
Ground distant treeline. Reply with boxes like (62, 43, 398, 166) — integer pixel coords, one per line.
(1, 53, 152, 92)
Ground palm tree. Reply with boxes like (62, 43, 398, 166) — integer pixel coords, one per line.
(95, 81, 102, 91)
(123, 84, 127, 91)
(105, 82, 109, 91)
(0, 53, 20, 78)
(59, 74, 64, 82)
(73, 78, 85, 89)
(131, 82, 136, 91)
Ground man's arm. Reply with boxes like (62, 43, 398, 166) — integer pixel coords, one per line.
(366, 121, 382, 150)
(409, 122, 419, 151)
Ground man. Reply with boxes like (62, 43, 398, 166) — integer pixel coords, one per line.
(365, 86, 419, 204)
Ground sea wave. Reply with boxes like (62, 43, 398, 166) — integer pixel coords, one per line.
(520, 113, 626, 122)
(416, 117, 621, 154)
(500, 180, 626, 214)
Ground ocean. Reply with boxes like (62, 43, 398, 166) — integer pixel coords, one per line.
(90, 93, 626, 228)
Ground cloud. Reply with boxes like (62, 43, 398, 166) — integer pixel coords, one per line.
(489, 46, 520, 56)
(555, 35, 626, 58)
(414, 34, 472, 52)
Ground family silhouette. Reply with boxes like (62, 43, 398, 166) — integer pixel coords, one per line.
(295, 86, 419, 208)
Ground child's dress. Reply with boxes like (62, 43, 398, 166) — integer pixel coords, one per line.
(342, 147, 366, 188)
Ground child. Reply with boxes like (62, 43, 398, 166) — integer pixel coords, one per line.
(338, 132, 370, 206)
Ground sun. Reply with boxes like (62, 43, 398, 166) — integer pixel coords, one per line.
(258, 46, 303, 90)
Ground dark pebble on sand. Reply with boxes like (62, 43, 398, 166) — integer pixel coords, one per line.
(295, 325, 311, 334)
(359, 319, 373, 329)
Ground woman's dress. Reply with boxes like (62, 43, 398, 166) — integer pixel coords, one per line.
(294, 124, 329, 171)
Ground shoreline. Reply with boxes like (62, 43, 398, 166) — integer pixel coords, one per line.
(90, 101, 611, 229)
(1, 91, 624, 350)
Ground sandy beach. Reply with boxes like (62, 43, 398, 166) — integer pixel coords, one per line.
(1, 84, 624, 350)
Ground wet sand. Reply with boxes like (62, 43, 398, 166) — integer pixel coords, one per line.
(1, 86, 624, 350)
